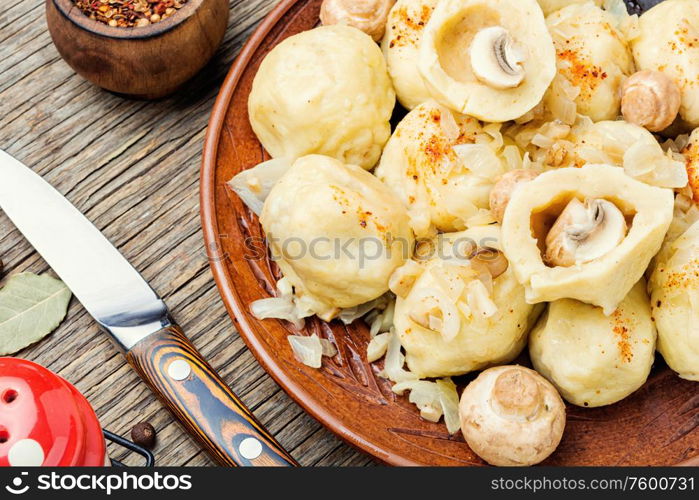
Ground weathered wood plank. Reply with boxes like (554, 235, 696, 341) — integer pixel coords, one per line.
(0, 0, 375, 467)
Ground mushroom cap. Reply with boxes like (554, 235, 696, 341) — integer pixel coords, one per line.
(543, 198, 627, 268)
(632, 0, 699, 128)
(459, 365, 566, 466)
(621, 70, 681, 132)
(489, 168, 539, 224)
(320, 0, 395, 42)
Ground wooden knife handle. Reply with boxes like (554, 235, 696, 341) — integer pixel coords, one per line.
(125, 324, 298, 467)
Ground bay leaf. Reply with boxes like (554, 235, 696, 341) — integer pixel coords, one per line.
(0, 272, 72, 355)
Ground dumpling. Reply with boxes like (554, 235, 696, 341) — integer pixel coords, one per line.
(501, 165, 673, 314)
(260, 155, 414, 320)
(573, 120, 688, 188)
(546, 3, 634, 122)
(536, 0, 602, 16)
(649, 219, 699, 381)
(393, 225, 542, 378)
(418, 0, 556, 122)
(375, 100, 506, 238)
(248, 25, 395, 169)
(682, 127, 699, 202)
(632, 0, 699, 128)
(381, 0, 439, 110)
(529, 280, 656, 407)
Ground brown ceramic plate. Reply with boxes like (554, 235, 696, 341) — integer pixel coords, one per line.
(201, 0, 699, 466)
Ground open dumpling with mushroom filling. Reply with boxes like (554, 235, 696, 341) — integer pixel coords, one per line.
(381, 0, 438, 110)
(631, 0, 699, 129)
(501, 165, 673, 314)
(248, 25, 395, 169)
(375, 100, 507, 238)
(573, 120, 688, 189)
(392, 225, 542, 378)
(260, 155, 414, 321)
(530, 280, 656, 407)
(418, 0, 556, 122)
(649, 219, 699, 381)
(545, 2, 634, 123)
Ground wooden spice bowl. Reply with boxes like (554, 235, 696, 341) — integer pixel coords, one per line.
(46, 0, 229, 99)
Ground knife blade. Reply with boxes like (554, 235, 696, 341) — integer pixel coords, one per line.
(0, 150, 297, 467)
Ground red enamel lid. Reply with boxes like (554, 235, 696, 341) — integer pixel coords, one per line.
(0, 358, 106, 466)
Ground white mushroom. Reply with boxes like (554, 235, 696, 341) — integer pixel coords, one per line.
(459, 365, 566, 466)
(489, 169, 539, 223)
(320, 0, 395, 42)
(470, 26, 527, 90)
(544, 198, 627, 267)
(621, 70, 681, 132)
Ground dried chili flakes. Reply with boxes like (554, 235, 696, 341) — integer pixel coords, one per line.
(72, 0, 187, 28)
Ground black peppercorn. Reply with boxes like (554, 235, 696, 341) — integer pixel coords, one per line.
(131, 421, 156, 449)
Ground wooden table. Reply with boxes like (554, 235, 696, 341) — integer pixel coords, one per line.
(0, 0, 375, 467)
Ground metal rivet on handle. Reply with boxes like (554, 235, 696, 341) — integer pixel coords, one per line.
(168, 359, 191, 381)
(239, 437, 263, 460)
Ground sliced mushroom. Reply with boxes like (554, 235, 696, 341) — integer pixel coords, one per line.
(469, 247, 509, 279)
(544, 198, 627, 267)
(470, 26, 526, 90)
(621, 70, 681, 132)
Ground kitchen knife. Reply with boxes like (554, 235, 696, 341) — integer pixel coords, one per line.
(0, 150, 297, 467)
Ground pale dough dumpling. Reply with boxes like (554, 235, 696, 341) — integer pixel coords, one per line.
(261, 155, 414, 320)
(536, 0, 601, 15)
(381, 0, 438, 110)
(393, 225, 541, 378)
(632, 0, 699, 128)
(649, 219, 699, 381)
(682, 127, 699, 202)
(574, 120, 688, 188)
(248, 25, 395, 169)
(375, 100, 505, 238)
(501, 165, 674, 314)
(530, 280, 657, 407)
(546, 3, 634, 122)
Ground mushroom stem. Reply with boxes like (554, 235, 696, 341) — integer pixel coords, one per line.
(490, 368, 542, 421)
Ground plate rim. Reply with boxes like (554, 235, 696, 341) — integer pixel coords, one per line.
(199, 0, 699, 468)
(200, 0, 421, 466)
